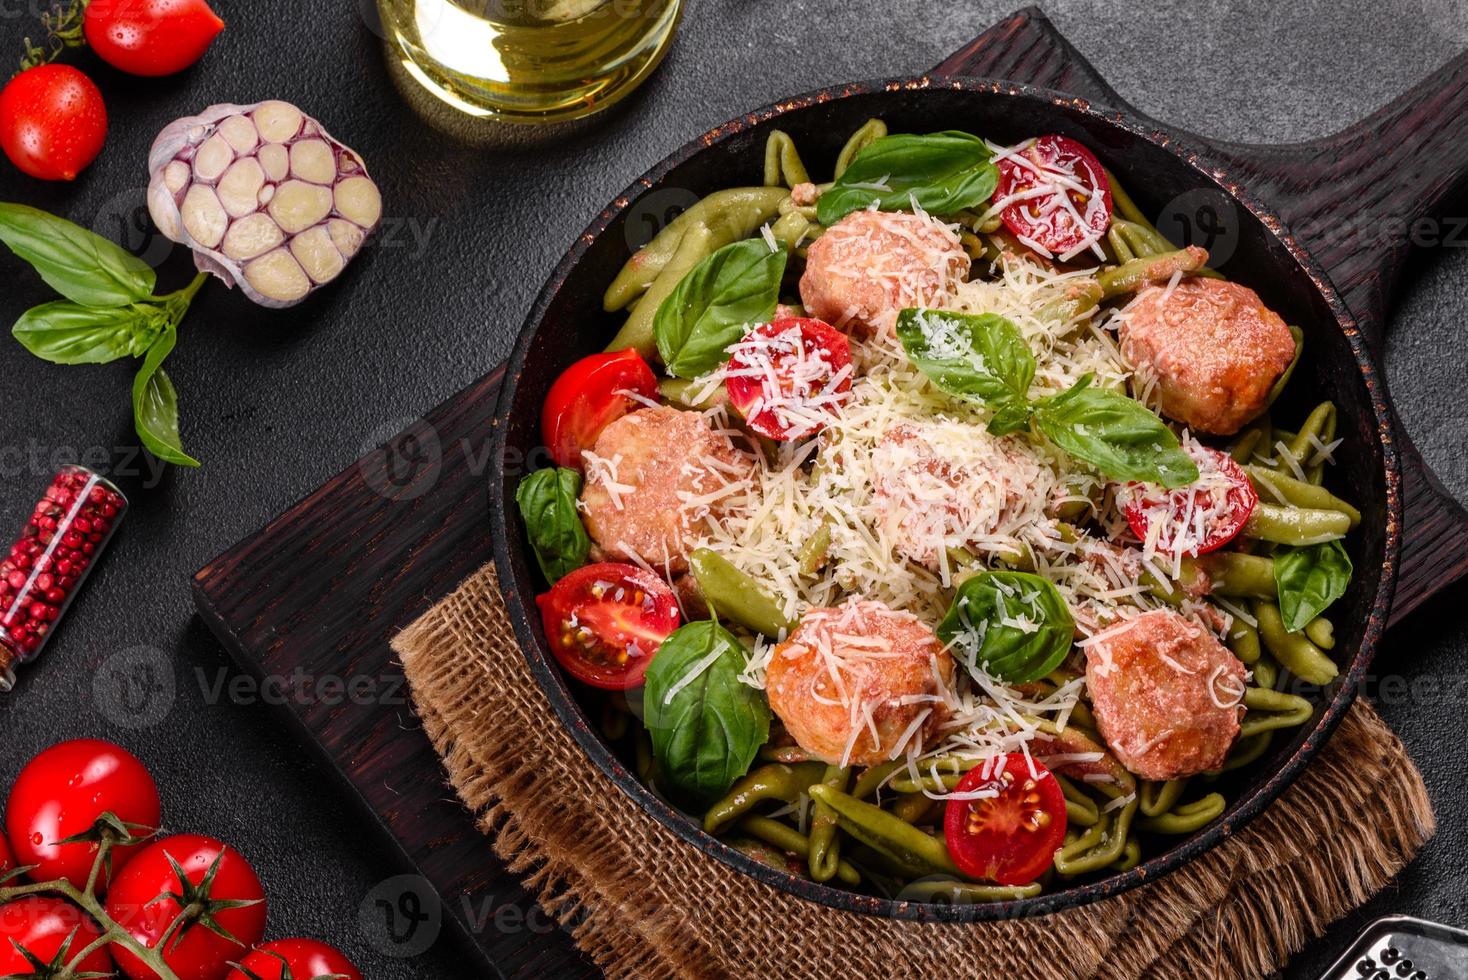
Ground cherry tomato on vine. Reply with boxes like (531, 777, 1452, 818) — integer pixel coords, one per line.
(0, 832, 14, 881)
(0, 65, 107, 181)
(1121, 443, 1257, 557)
(83, 0, 226, 77)
(943, 754, 1067, 886)
(541, 349, 659, 469)
(724, 317, 852, 441)
(993, 134, 1112, 258)
(536, 562, 681, 689)
(105, 834, 267, 980)
(227, 939, 364, 980)
(0, 896, 114, 976)
(5, 739, 161, 893)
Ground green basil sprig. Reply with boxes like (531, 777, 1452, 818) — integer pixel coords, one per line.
(653, 238, 787, 379)
(515, 467, 591, 583)
(817, 131, 999, 226)
(643, 620, 770, 807)
(1273, 540, 1353, 632)
(895, 309, 1035, 435)
(0, 203, 208, 468)
(896, 306, 1199, 487)
(936, 570, 1075, 683)
(1033, 375, 1199, 489)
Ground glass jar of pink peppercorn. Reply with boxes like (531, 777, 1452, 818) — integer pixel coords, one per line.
(0, 466, 127, 691)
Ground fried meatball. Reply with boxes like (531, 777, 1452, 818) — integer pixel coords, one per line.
(1119, 278, 1296, 436)
(869, 421, 1052, 569)
(799, 210, 969, 337)
(1083, 609, 1246, 780)
(579, 406, 754, 575)
(765, 600, 955, 767)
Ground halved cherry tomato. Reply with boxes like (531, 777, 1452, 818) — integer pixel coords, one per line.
(542, 349, 658, 469)
(5, 739, 161, 894)
(0, 896, 113, 977)
(227, 938, 363, 980)
(536, 562, 680, 689)
(943, 754, 1067, 886)
(84, 0, 225, 78)
(724, 317, 852, 441)
(994, 134, 1112, 258)
(1121, 443, 1257, 557)
(0, 65, 107, 182)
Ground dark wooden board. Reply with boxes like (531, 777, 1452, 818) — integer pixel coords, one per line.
(193, 8, 1468, 977)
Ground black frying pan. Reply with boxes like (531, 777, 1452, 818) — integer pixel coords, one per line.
(488, 47, 1465, 919)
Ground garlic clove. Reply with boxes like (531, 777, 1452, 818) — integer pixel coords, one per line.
(335, 176, 382, 230)
(290, 225, 346, 284)
(243, 248, 311, 304)
(221, 213, 285, 261)
(181, 184, 228, 249)
(147, 100, 382, 308)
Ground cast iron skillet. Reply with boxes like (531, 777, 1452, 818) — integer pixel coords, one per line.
(489, 78, 1399, 920)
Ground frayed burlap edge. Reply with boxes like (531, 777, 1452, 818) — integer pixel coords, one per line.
(392, 564, 1435, 980)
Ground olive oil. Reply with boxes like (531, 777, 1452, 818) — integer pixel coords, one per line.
(376, 0, 683, 124)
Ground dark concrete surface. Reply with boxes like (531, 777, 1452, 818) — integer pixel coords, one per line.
(0, 1, 1464, 977)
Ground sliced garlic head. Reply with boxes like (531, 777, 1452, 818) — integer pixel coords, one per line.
(148, 100, 382, 308)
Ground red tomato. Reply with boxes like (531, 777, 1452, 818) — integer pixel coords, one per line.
(105, 834, 267, 980)
(541, 349, 659, 469)
(0, 832, 14, 881)
(84, 0, 225, 77)
(0, 897, 113, 976)
(0, 65, 107, 181)
(1121, 443, 1258, 557)
(536, 562, 680, 689)
(994, 134, 1112, 258)
(5, 739, 161, 893)
(227, 939, 364, 980)
(724, 317, 853, 441)
(943, 754, 1067, 886)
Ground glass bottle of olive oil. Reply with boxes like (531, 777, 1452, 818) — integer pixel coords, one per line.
(376, 0, 683, 124)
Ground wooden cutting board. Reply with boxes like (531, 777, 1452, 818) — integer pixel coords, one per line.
(192, 9, 1468, 977)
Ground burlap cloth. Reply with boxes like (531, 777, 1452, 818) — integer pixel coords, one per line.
(391, 564, 1436, 979)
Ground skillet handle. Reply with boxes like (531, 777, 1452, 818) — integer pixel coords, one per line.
(933, 18, 1468, 622)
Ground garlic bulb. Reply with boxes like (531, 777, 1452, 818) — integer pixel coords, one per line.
(147, 101, 382, 308)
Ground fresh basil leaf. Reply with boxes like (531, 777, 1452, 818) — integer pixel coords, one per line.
(1033, 376, 1199, 488)
(643, 620, 770, 807)
(12, 300, 167, 365)
(515, 467, 591, 583)
(936, 571, 1074, 684)
(131, 329, 199, 468)
(1274, 540, 1353, 632)
(896, 307, 1035, 407)
(653, 239, 786, 379)
(817, 131, 999, 226)
(987, 399, 1036, 437)
(0, 203, 156, 307)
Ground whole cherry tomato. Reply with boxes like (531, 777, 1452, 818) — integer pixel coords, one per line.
(0, 65, 107, 181)
(106, 834, 267, 980)
(541, 349, 659, 469)
(5, 739, 161, 893)
(227, 939, 364, 980)
(0, 831, 14, 881)
(84, 0, 225, 77)
(0, 896, 114, 976)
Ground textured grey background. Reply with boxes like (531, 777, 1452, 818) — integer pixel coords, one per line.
(0, 1, 1464, 977)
